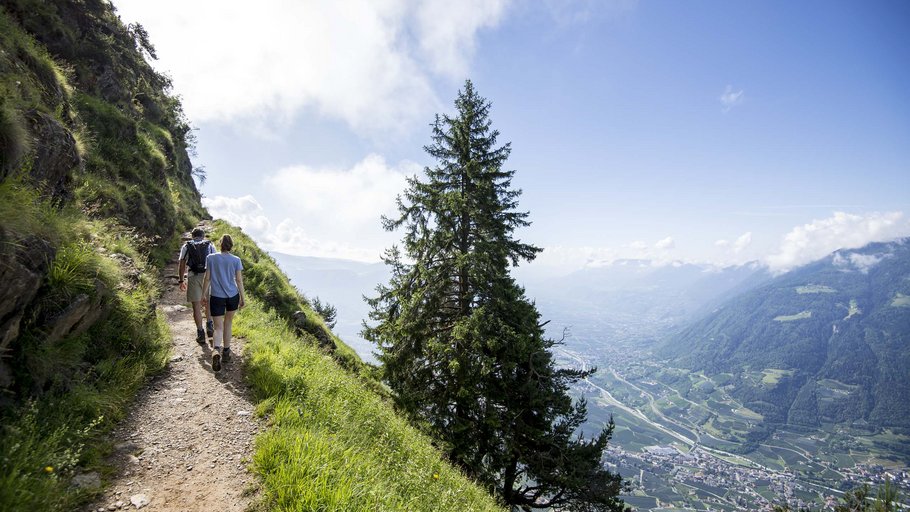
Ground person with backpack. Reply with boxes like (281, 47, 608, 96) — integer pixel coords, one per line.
(178, 227, 216, 344)
(201, 234, 245, 372)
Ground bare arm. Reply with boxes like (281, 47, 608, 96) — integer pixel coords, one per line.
(236, 270, 245, 308)
(178, 257, 187, 291)
(201, 268, 211, 305)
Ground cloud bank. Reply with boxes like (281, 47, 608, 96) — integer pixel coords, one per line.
(264, 154, 415, 231)
(113, 0, 510, 136)
(765, 211, 910, 272)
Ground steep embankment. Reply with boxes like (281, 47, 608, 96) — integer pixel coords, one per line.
(1, 1, 205, 509)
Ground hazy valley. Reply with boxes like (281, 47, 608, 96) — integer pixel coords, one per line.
(275, 239, 910, 510)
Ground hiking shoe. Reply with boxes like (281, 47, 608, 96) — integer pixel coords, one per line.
(222, 348, 232, 363)
(206, 320, 214, 338)
(196, 329, 206, 344)
(212, 350, 222, 372)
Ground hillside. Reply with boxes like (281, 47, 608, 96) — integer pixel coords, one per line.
(1, 0, 206, 506)
(0, 2, 505, 510)
(661, 239, 910, 432)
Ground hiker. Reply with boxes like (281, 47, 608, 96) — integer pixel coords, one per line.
(201, 234, 245, 372)
(178, 227, 215, 344)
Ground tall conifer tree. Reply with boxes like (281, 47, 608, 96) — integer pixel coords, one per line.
(364, 81, 624, 511)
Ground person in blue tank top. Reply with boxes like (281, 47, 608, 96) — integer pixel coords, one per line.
(201, 234, 245, 372)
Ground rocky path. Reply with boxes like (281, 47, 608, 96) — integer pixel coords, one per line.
(86, 259, 261, 511)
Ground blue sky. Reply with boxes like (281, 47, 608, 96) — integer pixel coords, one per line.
(115, 0, 910, 275)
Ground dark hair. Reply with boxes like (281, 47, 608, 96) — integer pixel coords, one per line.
(191, 227, 205, 238)
(220, 234, 234, 252)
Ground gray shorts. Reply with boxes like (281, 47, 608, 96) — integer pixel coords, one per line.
(186, 272, 205, 303)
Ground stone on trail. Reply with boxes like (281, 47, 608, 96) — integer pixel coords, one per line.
(129, 493, 150, 509)
(72, 471, 101, 490)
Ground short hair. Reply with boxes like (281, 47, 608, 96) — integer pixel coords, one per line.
(191, 227, 205, 238)
(220, 234, 234, 252)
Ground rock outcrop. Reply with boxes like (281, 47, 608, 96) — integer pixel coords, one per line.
(0, 236, 55, 388)
(24, 109, 81, 204)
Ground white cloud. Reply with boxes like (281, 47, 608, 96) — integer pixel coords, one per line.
(264, 154, 416, 231)
(415, 0, 509, 78)
(832, 252, 891, 274)
(113, 0, 510, 136)
(848, 253, 884, 273)
(732, 232, 752, 253)
(655, 236, 675, 250)
(202, 194, 382, 262)
(202, 154, 420, 261)
(629, 240, 648, 250)
(533, 245, 619, 272)
(765, 211, 910, 272)
(719, 85, 744, 112)
(201, 195, 272, 238)
(711, 232, 754, 265)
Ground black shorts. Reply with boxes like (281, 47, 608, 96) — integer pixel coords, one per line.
(209, 294, 240, 316)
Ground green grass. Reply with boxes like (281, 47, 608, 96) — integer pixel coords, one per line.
(235, 299, 504, 512)
(891, 292, 910, 308)
(761, 368, 794, 386)
(844, 298, 861, 319)
(773, 310, 812, 322)
(732, 407, 764, 421)
(795, 285, 836, 294)
(0, 181, 172, 511)
(0, 100, 31, 173)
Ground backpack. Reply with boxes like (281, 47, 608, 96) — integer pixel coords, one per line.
(185, 240, 211, 274)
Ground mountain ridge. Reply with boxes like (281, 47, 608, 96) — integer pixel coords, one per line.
(659, 237, 910, 431)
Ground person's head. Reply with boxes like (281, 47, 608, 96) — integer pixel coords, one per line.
(191, 227, 205, 239)
(219, 234, 234, 252)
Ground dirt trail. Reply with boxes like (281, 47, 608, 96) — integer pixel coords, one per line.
(86, 258, 261, 512)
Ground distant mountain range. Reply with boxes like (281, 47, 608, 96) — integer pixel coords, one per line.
(660, 238, 910, 429)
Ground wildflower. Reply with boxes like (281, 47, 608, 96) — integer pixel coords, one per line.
(44, 466, 54, 473)
(433, 472, 439, 480)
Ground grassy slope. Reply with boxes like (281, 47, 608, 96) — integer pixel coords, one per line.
(238, 301, 503, 511)
(0, 180, 172, 510)
(212, 221, 504, 511)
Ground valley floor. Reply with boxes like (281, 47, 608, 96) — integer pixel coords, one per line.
(85, 260, 261, 512)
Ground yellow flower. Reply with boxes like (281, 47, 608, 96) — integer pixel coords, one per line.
(432, 473, 439, 480)
(44, 466, 54, 473)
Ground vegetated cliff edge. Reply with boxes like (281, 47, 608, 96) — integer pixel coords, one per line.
(1, 0, 206, 508)
(0, 2, 504, 511)
(0, 0, 207, 391)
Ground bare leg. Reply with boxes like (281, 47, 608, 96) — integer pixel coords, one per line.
(212, 315, 225, 350)
(191, 301, 203, 329)
(223, 310, 236, 350)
